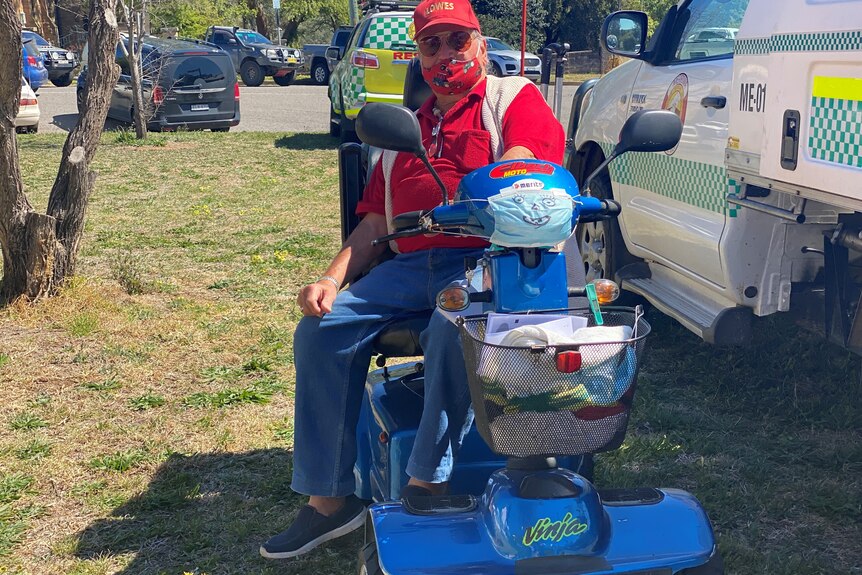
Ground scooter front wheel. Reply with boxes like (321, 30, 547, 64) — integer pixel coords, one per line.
(357, 541, 382, 575)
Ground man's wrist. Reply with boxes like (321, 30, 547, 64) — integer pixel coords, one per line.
(317, 275, 341, 290)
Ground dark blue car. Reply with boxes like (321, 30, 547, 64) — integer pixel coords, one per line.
(22, 38, 48, 91)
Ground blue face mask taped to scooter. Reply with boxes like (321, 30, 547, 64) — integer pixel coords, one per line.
(487, 189, 574, 248)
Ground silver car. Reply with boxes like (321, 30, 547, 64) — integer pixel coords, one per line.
(484, 37, 541, 80)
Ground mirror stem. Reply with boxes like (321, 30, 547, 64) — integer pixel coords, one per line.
(582, 151, 618, 196)
(418, 152, 449, 206)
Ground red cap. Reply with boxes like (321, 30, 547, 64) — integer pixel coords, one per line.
(411, 0, 482, 39)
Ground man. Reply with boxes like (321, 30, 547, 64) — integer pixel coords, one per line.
(260, 0, 565, 559)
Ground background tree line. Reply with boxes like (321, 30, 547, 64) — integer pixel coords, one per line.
(140, 0, 674, 51)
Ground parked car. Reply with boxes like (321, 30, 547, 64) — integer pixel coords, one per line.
(303, 25, 354, 85)
(14, 78, 40, 134)
(76, 36, 240, 132)
(22, 29, 78, 87)
(484, 37, 541, 80)
(22, 38, 48, 92)
(329, 2, 417, 141)
(203, 26, 303, 87)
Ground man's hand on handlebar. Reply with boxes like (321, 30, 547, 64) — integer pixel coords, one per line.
(297, 281, 338, 317)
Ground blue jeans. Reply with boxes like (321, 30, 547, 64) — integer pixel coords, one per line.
(291, 248, 484, 497)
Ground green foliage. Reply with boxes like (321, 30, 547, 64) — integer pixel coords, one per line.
(129, 393, 167, 411)
(14, 440, 53, 461)
(150, 0, 254, 39)
(9, 413, 48, 432)
(89, 449, 151, 472)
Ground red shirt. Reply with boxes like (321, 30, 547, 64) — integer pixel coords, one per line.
(356, 78, 565, 253)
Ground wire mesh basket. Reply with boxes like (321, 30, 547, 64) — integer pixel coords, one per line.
(457, 307, 650, 458)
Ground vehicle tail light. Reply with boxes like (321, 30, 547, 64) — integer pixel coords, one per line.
(152, 85, 165, 105)
(20, 97, 37, 106)
(27, 55, 37, 66)
(234, 83, 240, 101)
(352, 50, 379, 69)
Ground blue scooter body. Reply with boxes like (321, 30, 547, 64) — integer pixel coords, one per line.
(351, 154, 719, 574)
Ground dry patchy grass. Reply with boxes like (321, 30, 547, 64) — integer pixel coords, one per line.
(1, 131, 860, 575)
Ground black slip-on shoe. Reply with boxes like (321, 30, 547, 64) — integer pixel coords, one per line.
(260, 496, 367, 559)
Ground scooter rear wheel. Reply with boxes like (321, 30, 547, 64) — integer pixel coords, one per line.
(357, 541, 382, 575)
(679, 551, 724, 574)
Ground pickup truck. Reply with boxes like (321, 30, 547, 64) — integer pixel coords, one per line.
(569, 0, 862, 354)
(203, 26, 303, 87)
(302, 25, 354, 85)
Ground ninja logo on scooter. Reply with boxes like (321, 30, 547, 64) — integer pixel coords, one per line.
(522, 513, 589, 546)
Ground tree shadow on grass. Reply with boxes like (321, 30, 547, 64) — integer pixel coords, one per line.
(74, 449, 363, 575)
(274, 133, 339, 150)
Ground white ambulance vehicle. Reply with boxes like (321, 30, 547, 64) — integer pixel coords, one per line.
(568, 0, 862, 352)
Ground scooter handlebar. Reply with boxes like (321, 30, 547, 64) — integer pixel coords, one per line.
(578, 198, 621, 223)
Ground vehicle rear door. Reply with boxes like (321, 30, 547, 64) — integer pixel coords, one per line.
(617, 0, 749, 288)
(112, 42, 134, 121)
(159, 52, 236, 123)
(359, 14, 415, 100)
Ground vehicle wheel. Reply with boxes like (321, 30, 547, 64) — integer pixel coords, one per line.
(330, 107, 341, 137)
(28, 124, 39, 134)
(240, 60, 264, 87)
(212, 127, 230, 132)
(575, 152, 643, 299)
(51, 73, 72, 87)
(679, 551, 724, 574)
(274, 71, 295, 86)
(76, 89, 85, 114)
(357, 541, 383, 575)
(312, 59, 330, 85)
(489, 62, 504, 77)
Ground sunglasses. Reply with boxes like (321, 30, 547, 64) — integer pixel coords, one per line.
(416, 30, 476, 57)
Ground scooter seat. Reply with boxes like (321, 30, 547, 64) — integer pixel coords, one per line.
(372, 312, 430, 358)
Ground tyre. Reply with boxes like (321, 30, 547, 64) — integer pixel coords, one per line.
(329, 107, 341, 137)
(274, 70, 295, 86)
(575, 151, 642, 293)
(28, 124, 39, 134)
(357, 541, 383, 575)
(240, 60, 264, 87)
(489, 62, 504, 76)
(311, 59, 330, 85)
(679, 551, 724, 574)
(51, 73, 72, 87)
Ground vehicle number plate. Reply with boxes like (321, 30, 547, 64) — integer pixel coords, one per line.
(287, 57, 297, 63)
(191, 104, 209, 111)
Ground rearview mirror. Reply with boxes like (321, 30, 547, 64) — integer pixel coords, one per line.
(602, 11, 647, 58)
(325, 46, 342, 61)
(614, 109, 683, 155)
(356, 103, 425, 155)
(582, 109, 682, 193)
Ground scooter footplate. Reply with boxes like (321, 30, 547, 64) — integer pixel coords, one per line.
(403, 494, 478, 515)
(369, 488, 716, 575)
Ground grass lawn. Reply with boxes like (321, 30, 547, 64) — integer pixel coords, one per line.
(1, 131, 860, 575)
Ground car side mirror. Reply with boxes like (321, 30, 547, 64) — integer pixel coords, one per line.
(614, 109, 683, 155)
(356, 103, 424, 155)
(325, 46, 342, 61)
(227, 38, 237, 45)
(601, 11, 647, 58)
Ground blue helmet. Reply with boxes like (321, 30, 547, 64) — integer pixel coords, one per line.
(455, 160, 580, 203)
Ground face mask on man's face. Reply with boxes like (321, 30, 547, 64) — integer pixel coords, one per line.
(421, 55, 484, 96)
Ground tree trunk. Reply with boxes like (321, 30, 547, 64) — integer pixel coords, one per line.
(0, 0, 120, 303)
(124, 5, 147, 139)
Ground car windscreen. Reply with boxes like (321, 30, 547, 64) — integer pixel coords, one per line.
(165, 54, 230, 88)
(236, 31, 271, 45)
(23, 31, 49, 46)
(485, 38, 515, 51)
(23, 39, 41, 57)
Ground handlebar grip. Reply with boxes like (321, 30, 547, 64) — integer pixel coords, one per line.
(578, 199, 622, 223)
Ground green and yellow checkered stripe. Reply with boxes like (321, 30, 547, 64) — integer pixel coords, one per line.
(364, 16, 414, 50)
(344, 66, 367, 111)
(736, 30, 862, 55)
(808, 76, 862, 169)
(600, 143, 739, 216)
